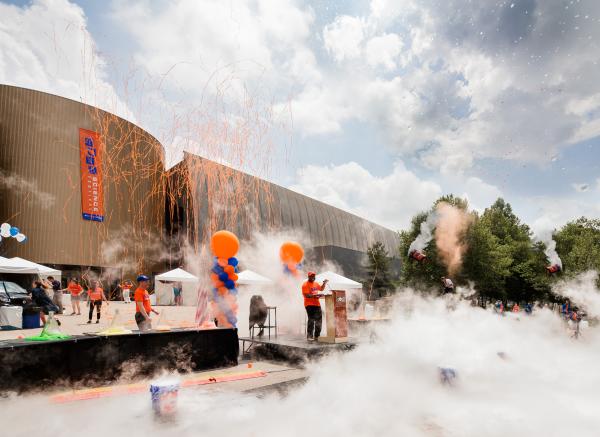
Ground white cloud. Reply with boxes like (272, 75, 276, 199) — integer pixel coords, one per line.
(323, 15, 365, 62)
(365, 33, 403, 70)
(530, 196, 600, 235)
(111, 0, 316, 99)
(0, 0, 130, 119)
(573, 183, 590, 193)
(461, 177, 503, 213)
(288, 1, 600, 173)
(289, 161, 442, 230)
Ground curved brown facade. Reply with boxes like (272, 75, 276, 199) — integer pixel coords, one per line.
(0, 85, 165, 276)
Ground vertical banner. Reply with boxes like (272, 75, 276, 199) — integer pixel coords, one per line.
(79, 129, 104, 222)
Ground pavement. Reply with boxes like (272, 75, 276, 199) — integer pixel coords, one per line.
(0, 302, 198, 341)
(47, 361, 308, 402)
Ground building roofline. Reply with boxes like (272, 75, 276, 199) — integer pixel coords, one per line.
(0, 84, 164, 154)
(172, 151, 398, 236)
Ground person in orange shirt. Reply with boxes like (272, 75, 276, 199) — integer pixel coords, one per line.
(120, 279, 134, 303)
(302, 271, 328, 341)
(67, 278, 84, 315)
(86, 280, 108, 324)
(134, 275, 159, 331)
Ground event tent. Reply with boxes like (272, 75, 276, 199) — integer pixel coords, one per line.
(0, 256, 60, 275)
(155, 268, 198, 283)
(154, 267, 199, 306)
(316, 271, 363, 290)
(11, 257, 61, 277)
(237, 270, 273, 286)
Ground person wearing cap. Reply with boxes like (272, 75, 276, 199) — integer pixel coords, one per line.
(302, 272, 328, 341)
(134, 275, 159, 331)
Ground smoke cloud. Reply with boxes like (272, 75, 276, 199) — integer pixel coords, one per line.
(3, 290, 600, 436)
(407, 210, 439, 254)
(0, 169, 56, 210)
(536, 231, 563, 269)
(553, 271, 600, 316)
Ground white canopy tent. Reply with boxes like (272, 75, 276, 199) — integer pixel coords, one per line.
(154, 268, 199, 306)
(0, 256, 60, 276)
(316, 271, 363, 290)
(0, 256, 39, 274)
(237, 270, 273, 286)
(155, 268, 198, 282)
(11, 257, 61, 277)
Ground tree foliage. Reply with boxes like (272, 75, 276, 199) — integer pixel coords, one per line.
(554, 217, 600, 286)
(397, 197, 592, 304)
(365, 241, 393, 299)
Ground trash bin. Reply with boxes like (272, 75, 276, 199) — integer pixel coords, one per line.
(22, 305, 41, 329)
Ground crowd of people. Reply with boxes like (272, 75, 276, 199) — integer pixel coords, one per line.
(26, 274, 161, 331)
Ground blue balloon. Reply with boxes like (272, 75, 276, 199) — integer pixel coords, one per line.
(228, 257, 238, 267)
(224, 279, 235, 289)
(234, 266, 239, 273)
(212, 265, 224, 275)
(9, 227, 19, 237)
(218, 272, 229, 282)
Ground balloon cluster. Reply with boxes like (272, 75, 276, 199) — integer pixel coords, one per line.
(210, 230, 240, 328)
(280, 241, 304, 277)
(0, 223, 27, 244)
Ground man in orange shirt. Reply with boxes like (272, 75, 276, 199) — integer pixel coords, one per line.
(134, 275, 158, 331)
(302, 272, 328, 341)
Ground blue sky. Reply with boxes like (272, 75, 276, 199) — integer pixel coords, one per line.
(1, 0, 599, 233)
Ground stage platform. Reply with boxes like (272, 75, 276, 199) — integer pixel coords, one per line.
(239, 335, 357, 365)
(0, 327, 239, 393)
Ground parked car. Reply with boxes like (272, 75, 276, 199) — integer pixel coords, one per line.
(0, 281, 32, 306)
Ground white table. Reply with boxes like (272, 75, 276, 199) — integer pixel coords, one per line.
(0, 306, 23, 328)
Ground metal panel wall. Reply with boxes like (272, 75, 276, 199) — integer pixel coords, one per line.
(177, 154, 400, 255)
(0, 85, 165, 275)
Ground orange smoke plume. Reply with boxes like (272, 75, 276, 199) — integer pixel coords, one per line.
(434, 202, 472, 276)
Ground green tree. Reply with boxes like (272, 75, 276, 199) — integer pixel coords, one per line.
(554, 217, 600, 286)
(398, 196, 470, 291)
(479, 198, 550, 304)
(365, 241, 393, 299)
(462, 214, 512, 302)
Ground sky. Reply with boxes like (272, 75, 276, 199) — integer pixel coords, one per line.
(1, 0, 599, 235)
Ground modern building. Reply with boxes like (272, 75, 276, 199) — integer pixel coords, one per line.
(167, 153, 400, 279)
(1, 85, 399, 290)
(0, 85, 165, 288)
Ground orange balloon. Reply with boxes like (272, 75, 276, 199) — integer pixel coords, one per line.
(287, 261, 297, 271)
(280, 241, 304, 264)
(217, 258, 229, 267)
(230, 273, 239, 282)
(210, 273, 218, 282)
(224, 265, 235, 274)
(218, 286, 228, 295)
(211, 230, 239, 258)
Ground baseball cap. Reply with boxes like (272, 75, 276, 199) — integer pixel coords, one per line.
(307, 271, 316, 277)
(137, 274, 150, 282)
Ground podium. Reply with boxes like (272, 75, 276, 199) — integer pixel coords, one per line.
(318, 290, 348, 343)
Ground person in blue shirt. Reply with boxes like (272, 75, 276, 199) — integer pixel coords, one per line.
(29, 280, 60, 325)
(173, 282, 183, 306)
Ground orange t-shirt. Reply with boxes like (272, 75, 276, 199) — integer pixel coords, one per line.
(88, 287, 104, 301)
(302, 281, 323, 307)
(67, 283, 83, 296)
(134, 287, 152, 313)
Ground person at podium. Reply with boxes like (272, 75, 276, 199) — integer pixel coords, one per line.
(302, 272, 328, 342)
